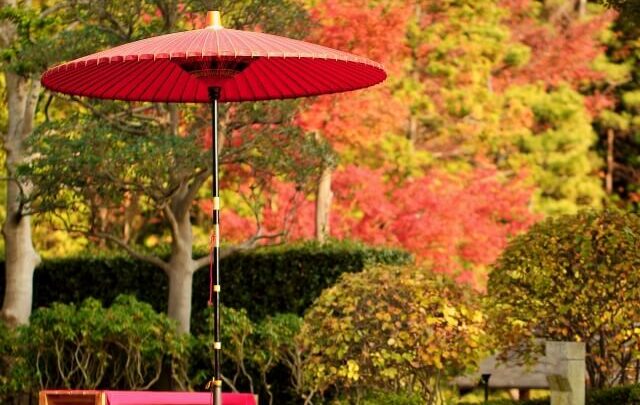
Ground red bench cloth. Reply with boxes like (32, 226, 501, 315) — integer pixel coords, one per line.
(105, 391, 256, 405)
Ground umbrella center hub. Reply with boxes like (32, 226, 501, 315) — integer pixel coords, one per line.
(176, 58, 252, 87)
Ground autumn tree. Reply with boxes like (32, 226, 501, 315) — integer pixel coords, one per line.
(486, 209, 640, 388)
(586, 11, 640, 208)
(398, 0, 607, 215)
(298, 0, 409, 242)
(226, 163, 534, 286)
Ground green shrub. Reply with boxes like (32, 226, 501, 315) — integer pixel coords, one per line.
(457, 384, 640, 404)
(300, 264, 485, 404)
(332, 390, 424, 404)
(0, 321, 18, 401)
(0, 241, 411, 323)
(193, 308, 304, 405)
(458, 399, 549, 405)
(486, 209, 640, 387)
(10, 295, 190, 394)
(587, 383, 640, 404)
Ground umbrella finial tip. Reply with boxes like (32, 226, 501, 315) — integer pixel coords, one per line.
(206, 10, 223, 30)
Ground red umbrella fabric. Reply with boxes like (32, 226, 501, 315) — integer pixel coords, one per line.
(41, 13, 386, 103)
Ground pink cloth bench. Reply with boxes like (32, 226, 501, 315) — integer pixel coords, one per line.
(105, 391, 256, 405)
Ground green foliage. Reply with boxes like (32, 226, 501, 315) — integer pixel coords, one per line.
(591, 14, 640, 208)
(458, 399, 549, 405)
(194, 308, 303, 404)
(587, 383, 640, 404)
(459, 384, 640, 405)
(500, 85, 604, 215)
(3, 295, 190, 397)
(332, 390, 424, 405)
(0, 241, 411, 322)
(599, 1, 640, 25)
(204, 0, 310, 38)
(486, 209, 640, 387)
(0, 320, 18, 401)
(300, 264, 485, 404)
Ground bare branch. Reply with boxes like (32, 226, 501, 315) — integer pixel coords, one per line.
(67, 96, 147, 135)
(181, 168, 212, 214)
(193, 231, 285, 270)
(162, 203, 181, 240)
(93, 231, 170, 273)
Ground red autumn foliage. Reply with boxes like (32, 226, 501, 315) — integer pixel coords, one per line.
(298, 0, 410, 149)
(220, 164, 536, 286)
(496, 0, 613, 92)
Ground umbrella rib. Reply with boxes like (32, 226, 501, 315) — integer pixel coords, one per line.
(98, 61, 160, 99)
(224, 30, 239, 58)
(159, 63, 187, 102)
(43, 63, 104, 94)
(300, 59, 346, 92)
(149, 31, 184, 57)
(249, 61, 285, 99)
(70, 61, 134, 98)
(124, 60, 174, 101)
(228, 30, 257, 58)
(182, 28, 205, 58)
(236, 64, 258, 101)
(278, 59, 325, 95)
(259, 60, 298, 97)
(215, 29, 221, 57)
(52, 59, 125, 93)
(202, 28, 214, 57)
(156, 31, 190, 59)
(339, 60, 385, 89)
(241, 30, 272, 57)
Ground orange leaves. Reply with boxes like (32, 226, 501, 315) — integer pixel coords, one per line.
(308, 0, 410, 68)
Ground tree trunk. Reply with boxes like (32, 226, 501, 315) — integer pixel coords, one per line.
(606, 128, 614, 195)
(1, 70, 41, 327)
(166, 200, 197, 333)
(167, 265, 195, 333)
(576, 0, 586, 18)
(315, 165, 332, 243)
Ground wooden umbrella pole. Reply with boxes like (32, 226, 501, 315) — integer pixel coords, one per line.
(208, 87, 222, 405)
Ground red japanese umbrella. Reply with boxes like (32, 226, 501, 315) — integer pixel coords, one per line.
(41, 11, 385, 404)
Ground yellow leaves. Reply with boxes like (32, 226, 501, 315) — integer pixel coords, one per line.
(338, 360, 359, 381)
(433, 357, 443, 370)
(442, 305, 459, 326)
(375, 311, 392, 322)
(426, 316, 441, 325)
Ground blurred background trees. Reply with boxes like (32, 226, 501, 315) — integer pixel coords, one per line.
(2, 0, 640, 403)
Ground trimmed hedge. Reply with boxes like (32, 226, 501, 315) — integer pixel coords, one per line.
(458, 400, 549, 405)
(458, 384, 640, 405)
(458, 400, 548, 405)
(587, 383, 640, 404)
(0, 241, 411, 322)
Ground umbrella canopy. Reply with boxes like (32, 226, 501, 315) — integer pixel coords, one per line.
(41, 12, 386, 103)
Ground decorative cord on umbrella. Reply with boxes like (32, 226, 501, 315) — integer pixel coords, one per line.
(208, 229, 216, 306)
